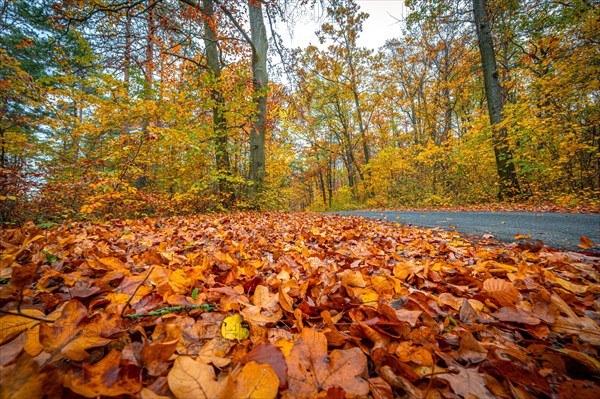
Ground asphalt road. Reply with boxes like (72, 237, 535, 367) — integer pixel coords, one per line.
(333, 211, 600, 252)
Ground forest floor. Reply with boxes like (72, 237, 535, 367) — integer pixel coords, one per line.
(1, 212, 599, 398)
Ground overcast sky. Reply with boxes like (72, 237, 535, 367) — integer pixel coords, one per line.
(280, 0, 408, 49)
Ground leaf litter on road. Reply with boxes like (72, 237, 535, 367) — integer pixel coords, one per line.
(1, 212, 599, 398)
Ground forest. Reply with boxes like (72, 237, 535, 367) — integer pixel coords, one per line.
(1, 2, 600, 398)
(0, 0, 597, 224)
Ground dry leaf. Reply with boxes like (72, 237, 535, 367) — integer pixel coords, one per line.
(221, 361, 279, 399)
(64, 349, 142, 397)
(286, 328, 369, 398)
(221, 314, 250, 340)
(438, 366, 496, 399)
(167, 356, 226, 399)
(482, 278, 521, 307)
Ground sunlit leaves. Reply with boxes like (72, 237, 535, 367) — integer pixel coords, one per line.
(0, 212, 599, 397)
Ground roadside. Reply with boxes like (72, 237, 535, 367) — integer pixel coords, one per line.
(334, 211, 600, 253)
(365, 202, 600, 214)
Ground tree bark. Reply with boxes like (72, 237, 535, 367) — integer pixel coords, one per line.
(473, 0, 520, 199)
(124, 9, 131, 86)
(202, 0, 232, 203)
(248, 0, 268, 198)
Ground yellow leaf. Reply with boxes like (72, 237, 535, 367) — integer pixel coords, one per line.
(221, 314, 249, 341)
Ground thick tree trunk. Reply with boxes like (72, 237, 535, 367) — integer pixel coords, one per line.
(202, 0, 231, 203)
(248, 0, 268, 197)
(473, 0, 520, 199)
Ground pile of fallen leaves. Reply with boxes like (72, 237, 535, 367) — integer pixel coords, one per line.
(1, 212, 599, 399)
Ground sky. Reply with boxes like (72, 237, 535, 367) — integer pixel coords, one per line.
(280, 0, 408, 49)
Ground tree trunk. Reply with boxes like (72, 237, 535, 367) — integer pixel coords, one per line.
(318, 169, 327, 206)
(473, 0, 520, 199)
(202, 0, 231, 204)
(124, 9, 131, 86)
(248, 0, 268, 198)
(145, 0, 154, 91)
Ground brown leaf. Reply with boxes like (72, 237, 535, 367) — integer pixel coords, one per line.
(39, 300, 88, 353)
(167, 356, 226, 399)
(457, 332, 488, 364)
(557, 380, 600, 399)
(0, 354, 43, 399)
(459, 298, 479, 324)
(142, 339, 178, 376)
(195, 337, 232, 367)
(64, 349, 142, 397)
(437, 367, 496, 399)
(482, 278, 521, 307)
(285, 328, 369, 398)
(492, 307, 540, 325)
(395, 341, 433, 366)
(244, 342, 288, 388)
(368, 377, 393, 399)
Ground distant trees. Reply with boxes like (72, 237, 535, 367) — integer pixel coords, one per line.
(285, 0, 599, 210)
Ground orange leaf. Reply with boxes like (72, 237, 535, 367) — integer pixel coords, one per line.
(221, 361, 279, 399)
(482, 278, 522, 307)
(579, 236, 597, 249)
(0, 354, 44, 399)
(64, 350, 142, 397)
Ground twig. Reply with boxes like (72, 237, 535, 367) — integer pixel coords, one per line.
(0, 309, 55, 323)
(121, 266, 155, 318)
(123, 304, 215, 319)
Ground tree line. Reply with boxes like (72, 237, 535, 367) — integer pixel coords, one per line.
(1, 0, 598, 223)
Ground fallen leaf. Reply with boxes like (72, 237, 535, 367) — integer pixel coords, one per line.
(244, 342, 288, 388)
(64, 349, 142, 397)
(0, 309, 46, 345)
(482, 278, 522, 307)
(0, 354, 43, 399)
(368, 377, 393, 399)
(167, 356, 226, 399)
(221, 314, 250, 340)
(578, 236, 597, 249)
(457, 332, 488, 364)
(285, 328, 369, 398)
(221, 361, 279, 399)
(438, 366, 496, 399)
(195, 337, 232, 367)
(142, 339, 178, 376)
(492, 307, 540, 325)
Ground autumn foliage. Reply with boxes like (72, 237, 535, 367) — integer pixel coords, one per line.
(1, 213, 599, 398)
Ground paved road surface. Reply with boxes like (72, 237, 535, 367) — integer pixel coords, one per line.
(333, 211, 600, 252)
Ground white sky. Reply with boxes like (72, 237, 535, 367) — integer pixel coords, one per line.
(280, 0, 408, 49)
